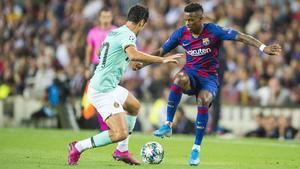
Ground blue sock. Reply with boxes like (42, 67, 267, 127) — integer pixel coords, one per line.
(166, 84, 183, 122)
(194, 106, 209, 146)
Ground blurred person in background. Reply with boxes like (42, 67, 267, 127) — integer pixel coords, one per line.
(84, 7, 116, 131)
(173, 106, 195, 134)
(296, 130, 300, 140)
(31, 49, 56, 99)
(263, 115, 278, 138)
(147, 66, 170, 100)
(256, 77, 290, 106)
(236, 68, 257, 105)
(149, 88, 169, 129)
(276, 115, 298, 140)
(78, 80, 100, 130)
(246, 114, 298, 140)
(247, 114, 278, 138)
(85, 7, 116, 69)
(246, 113, 266, 137)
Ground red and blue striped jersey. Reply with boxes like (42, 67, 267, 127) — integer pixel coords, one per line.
(162, 23, 237, 77)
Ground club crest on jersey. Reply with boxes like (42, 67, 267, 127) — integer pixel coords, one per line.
(202, 38, 210, 46)
(114, 102, 120, 108)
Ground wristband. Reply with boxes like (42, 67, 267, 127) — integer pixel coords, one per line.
(259, 44, 266, 52)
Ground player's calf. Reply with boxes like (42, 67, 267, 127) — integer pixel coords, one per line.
(109, 129, 128, 142)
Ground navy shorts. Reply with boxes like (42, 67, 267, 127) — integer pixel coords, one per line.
(181, 67, 219, 97)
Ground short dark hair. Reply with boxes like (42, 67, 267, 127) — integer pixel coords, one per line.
(184, 3, 203, 13)
(127, 4, 149, 24)
(99, 6, 111, 14)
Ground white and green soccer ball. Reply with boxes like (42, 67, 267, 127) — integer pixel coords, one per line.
(140, 141, 164, 164)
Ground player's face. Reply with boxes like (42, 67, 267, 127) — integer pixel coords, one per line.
(184, 11, 203, 34)
(99, 11, 113, 26)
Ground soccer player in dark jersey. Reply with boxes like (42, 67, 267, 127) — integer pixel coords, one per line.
(145, 2, 281, 166)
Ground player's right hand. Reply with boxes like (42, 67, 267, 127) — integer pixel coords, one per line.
(263, 44, 282, 56)
(162, 53, 183, 64)
(131, 62, 144, 71)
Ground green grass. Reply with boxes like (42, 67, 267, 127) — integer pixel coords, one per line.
(0, 128, 300, 169)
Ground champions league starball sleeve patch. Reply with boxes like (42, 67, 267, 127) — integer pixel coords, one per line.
(129, 35, 136, 41)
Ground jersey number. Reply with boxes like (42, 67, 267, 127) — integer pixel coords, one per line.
(100, 42, 110, 68)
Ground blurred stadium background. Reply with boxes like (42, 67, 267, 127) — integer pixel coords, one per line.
(1, 0, 300, 140)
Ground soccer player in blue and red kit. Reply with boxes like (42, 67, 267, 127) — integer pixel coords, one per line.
(143, 2, 281, 166)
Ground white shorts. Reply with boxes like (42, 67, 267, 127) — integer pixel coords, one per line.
(87, 85, 129, 121)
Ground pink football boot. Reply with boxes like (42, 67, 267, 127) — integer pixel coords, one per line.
(68, 141, 81, 165)
(112, 149, 140, 165)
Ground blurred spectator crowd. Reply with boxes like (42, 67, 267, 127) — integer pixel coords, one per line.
(246, 113, 300, 140)
(1, 0, 300, 107)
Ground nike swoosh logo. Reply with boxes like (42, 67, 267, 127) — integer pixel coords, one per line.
(182, 43, 189, 46)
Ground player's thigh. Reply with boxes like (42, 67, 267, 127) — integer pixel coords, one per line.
(87, 86, 125, 121)
(113, 85, 140, 115)
(114, 86, 129, 105)
(123, 92, 141, 116)
(174, 71, 192, 91)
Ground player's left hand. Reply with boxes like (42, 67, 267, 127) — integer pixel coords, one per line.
(263, 44, 282, 56)
(131, 62, 144, 71)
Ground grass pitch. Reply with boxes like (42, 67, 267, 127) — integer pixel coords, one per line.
(0, 128, 299, 169)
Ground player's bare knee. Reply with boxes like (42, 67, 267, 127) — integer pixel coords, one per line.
(174, 72, 188, 87)
(197, 91, 213, 107)
(197, 97, 210, 107)
(132, 101, 141, 115)
(197, 98, 204, 106)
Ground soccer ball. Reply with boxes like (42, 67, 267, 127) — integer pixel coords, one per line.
(140, 141, 164, 164)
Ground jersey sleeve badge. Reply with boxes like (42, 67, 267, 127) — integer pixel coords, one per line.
(129, 35, 136, 41)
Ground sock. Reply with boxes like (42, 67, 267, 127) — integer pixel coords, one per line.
(116, 134, 130, 152)
(167, 84, 183, 122)
(126, 115, 137, 132)
(75, 137, 92, 153)
(93, 130, 112, 147)
(194, 106, 209, 146)
(192, 144, 201, 151)
(75, 130, 112, 153)
(116, 115, 136, 152)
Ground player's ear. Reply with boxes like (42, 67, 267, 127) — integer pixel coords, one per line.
(138, 19, 146, 27)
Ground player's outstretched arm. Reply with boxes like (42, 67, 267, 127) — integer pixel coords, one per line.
(131, 48, 167, 70)
(151, 48, 165, 57)
(236, 32, 282, 55)
(85, 44, 93, 67)
(125, 46, 182, 65)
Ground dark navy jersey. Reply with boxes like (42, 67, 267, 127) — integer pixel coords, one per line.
(162, 23, 238, 77)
